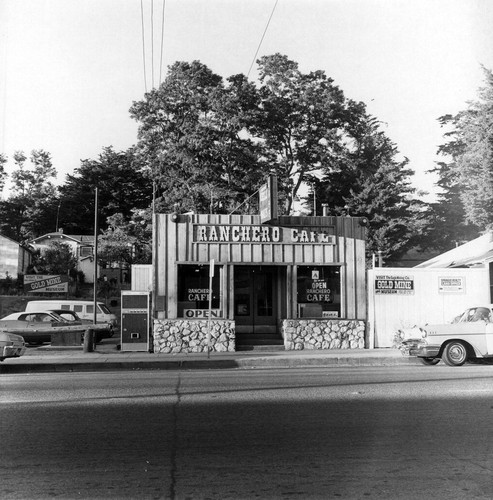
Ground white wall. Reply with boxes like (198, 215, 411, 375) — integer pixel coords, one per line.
(368, 267, 490, 347)
(131, 264, 152, 292)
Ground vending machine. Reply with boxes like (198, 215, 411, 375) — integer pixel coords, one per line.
(121, 291, 151, 352)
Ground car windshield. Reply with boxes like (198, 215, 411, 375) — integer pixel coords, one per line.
(50, 310, 79, 321)
(98, 304, 111, 314)
(460, 307, 491, 322)
(46, 312, 70, 322)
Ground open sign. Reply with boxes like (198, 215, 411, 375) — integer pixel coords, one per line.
(184, 309, 222, 319)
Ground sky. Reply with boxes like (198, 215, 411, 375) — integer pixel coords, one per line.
(1, 0, 493, 201)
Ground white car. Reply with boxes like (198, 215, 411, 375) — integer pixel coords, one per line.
(402, 305, 493, 366)
(0, 331, 26, 361)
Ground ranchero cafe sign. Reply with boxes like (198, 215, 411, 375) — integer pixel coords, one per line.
(193, 224, 336, 244)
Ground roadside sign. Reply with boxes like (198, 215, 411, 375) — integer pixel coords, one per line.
(24, 274, 69, 293)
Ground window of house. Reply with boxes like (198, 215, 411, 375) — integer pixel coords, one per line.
(80, 246, 93, 257)
(177, 264, 221, 318)
(297, 266, 341, 318)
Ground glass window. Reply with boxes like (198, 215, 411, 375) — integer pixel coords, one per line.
(297, 266, 341, 318)
(97, 304, 112, 314)
(177, 264, 221, 318)
(80, 246, 93, 257)
(58, 312, 76, 322)
(74, 305, 83, 313)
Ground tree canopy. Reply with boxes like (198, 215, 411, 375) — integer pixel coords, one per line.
(0, 150, 58, 241)
(436, 68, 493, 236)
(57, 146, 152, 234)
(1, 54, 452, 265)
(129, 54, 426, 261)
(315, 114, 430, 261)
(130, 60, 266, 213)
(27, 241, 78, 277)
(430, 66, 493, 249)
(98, 210, 152, 267)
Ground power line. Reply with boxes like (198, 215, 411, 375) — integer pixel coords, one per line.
(247, 0, 279, 78)
(159, 0, 166, 85)
(140, 0, 166, 92)
(151, 0, 154, 89)
(140, 0, 148, 93)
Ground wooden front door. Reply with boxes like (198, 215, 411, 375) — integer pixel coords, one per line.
(234, 266, 278, 334)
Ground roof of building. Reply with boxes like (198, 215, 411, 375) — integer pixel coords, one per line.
(0, 233, 21, 245)
(31, 233, 94, 245)
(416, 231, 493, 268)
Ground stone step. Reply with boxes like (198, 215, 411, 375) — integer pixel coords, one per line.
(236, 334, 284, 345)
(235, 333, 285, 352)
(236, 344, 285, 352)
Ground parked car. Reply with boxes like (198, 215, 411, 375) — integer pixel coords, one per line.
(0, 311, 76, 345)
(25, 300, 117, 332)
(0, 311, 110, 345)
(44, 309, 87, 323)
(401, 305, 493, 366)
(0, 331, 26, 361)
(1, 311, 73, 323)
(43, 309, 113, 341)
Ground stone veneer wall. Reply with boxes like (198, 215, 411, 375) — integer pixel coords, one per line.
(282, 319, 366, 350)
(153, 319, 235, 353)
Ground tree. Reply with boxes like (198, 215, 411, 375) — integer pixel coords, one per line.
(432, 67, 493, 234)
(0, 150, 58, 241)
(255, 54, 366, 214)
(0, 153, 7, 193)
(57, 146, 152, 234)
(130, 61, 267, 214)
(316, 114, 430, 261)
(427, 115, 480, 250)
(130, 55, 431, 261)
(98, 210, 152, 267)
(27, 241, 78, 276)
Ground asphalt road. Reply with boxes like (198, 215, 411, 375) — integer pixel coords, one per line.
(2, 365, 493, 499)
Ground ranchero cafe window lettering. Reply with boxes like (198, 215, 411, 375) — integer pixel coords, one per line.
(177, 265, 221, 318)
(297, 266, 341, 318)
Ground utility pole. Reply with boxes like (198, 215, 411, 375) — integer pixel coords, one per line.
(84, 187, 98, 352)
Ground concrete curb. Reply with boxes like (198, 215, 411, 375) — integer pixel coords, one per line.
(1, 349, 417, 373)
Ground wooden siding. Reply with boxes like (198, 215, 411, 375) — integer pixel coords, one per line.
(155, 213, 367, 320)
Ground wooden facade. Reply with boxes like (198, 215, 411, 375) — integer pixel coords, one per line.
(154, 213, 367, 329)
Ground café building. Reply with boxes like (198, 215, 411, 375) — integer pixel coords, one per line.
(152, 211, 368, 353)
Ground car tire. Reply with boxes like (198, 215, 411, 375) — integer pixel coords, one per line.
(419, 357, 440, 365)
(441, 341, 468, 366)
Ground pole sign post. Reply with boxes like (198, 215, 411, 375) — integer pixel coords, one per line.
(207, 259, 214, 358)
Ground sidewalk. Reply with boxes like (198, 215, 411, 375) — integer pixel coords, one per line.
(1, 339, 415, 373)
